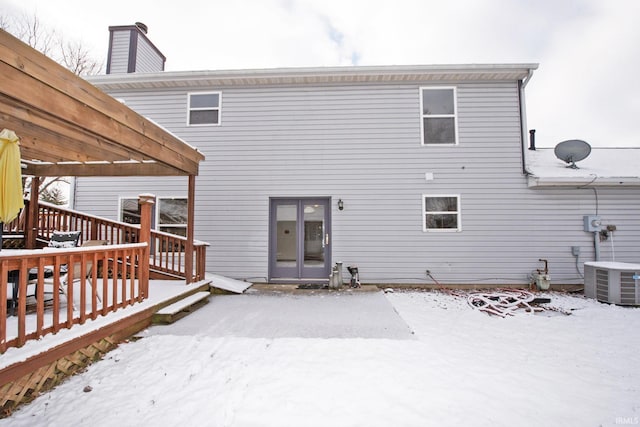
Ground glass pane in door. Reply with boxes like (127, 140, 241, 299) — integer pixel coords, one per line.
(303, 203, 325, 267)
(269, 198, 331, 281)
(275, 203, 297, 268)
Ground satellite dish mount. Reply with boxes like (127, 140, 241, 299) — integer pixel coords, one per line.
(554, 139, 591, 169)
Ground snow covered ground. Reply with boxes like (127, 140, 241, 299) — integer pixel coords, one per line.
(2, 289, 639, 427)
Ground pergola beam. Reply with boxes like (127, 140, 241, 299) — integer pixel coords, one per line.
(0, 30, 204, 176)
(22, 161, 187, 177)
(0, 94, 148, 163)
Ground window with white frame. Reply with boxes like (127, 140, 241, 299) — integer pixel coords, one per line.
(119, 197, 188, 237)
(423, 195, 460, 231)
(119, 197, 142, 243)
(158, 198, 188, 237)
(188, 92, 221, 125)
(120, 197, 141, 225)
(420, 87, 457, 145)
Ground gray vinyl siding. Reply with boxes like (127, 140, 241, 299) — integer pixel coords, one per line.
(107, 31, 131, 74)
(134, 36, 164, 73)
(75, 80, 640, 285)
(74, 176, 187, 222)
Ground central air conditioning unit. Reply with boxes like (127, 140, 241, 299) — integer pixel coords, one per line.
(584, 262, 640, 306)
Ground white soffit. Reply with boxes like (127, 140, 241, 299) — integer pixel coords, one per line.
(88, 64, 539, 90)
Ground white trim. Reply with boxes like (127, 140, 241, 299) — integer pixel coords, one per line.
(419, 86, 458, 146)
(187, 91, 221, 126)
(422, 194, 461, 232)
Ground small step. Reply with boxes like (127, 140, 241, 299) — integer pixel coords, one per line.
(153, 291, 210, 324)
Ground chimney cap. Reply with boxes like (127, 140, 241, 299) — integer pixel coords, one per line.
(135, 22, 148, 34)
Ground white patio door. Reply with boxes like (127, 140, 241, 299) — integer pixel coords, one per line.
(269, 198, 331, 282)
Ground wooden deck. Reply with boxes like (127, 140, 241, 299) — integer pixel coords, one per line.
(4, 275, 147, 344)
(0, 278, 212, 414)
(1, 278, 211, 368)
(2, 199, 209, 353)
(1, 243, 149, 352)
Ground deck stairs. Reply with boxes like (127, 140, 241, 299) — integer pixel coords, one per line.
(152, 291, 211, 324)
(151, 273, 253, 324)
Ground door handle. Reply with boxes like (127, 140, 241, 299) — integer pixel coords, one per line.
(325, 233, 330, 245)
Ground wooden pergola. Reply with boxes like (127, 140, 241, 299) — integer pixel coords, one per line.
(0, 29, 204, 281)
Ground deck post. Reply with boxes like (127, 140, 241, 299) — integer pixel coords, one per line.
(90, 217, 98, 240)
(138, 194, 155, 299)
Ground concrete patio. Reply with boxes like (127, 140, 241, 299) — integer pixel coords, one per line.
(147, 286, 415, 340)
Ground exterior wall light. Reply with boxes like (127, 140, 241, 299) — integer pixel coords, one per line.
(338, 199, 344, 211)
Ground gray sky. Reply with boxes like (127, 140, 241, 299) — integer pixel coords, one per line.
(2, 0, 639, 147)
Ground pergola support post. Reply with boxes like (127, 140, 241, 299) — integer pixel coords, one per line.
(185, 175, 196, 284)
(25, 177, 40, 249)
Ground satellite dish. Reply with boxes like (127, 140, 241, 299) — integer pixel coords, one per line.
(554, 139, 591, 169)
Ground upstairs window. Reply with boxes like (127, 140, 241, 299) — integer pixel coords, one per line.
(420, 87, 457, 145)
(188, 92, 221, 125)
(423, 195, 461, 232)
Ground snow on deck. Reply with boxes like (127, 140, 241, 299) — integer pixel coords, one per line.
(0, 279, 210, 370)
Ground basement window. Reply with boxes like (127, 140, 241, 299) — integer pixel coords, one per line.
(423, 195, 461, 232)
(188, 92, 221, 125)
(420, 87, 458, 145)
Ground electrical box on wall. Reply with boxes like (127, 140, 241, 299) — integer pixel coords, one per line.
(583, 215, 602, 232)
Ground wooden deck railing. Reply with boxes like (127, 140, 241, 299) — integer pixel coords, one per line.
(3, 200, 208, 282)
(0, 198, 209, 354)
(34, 202, 207, 282)
(0, 243, 147, 353)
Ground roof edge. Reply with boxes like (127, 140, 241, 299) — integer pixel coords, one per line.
(528, 176, 640, 188)
(87, 63, 539, 88)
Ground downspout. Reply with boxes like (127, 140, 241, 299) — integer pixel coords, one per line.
(518, 68, 535, 175)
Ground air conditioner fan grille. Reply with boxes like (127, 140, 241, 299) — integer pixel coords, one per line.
(620, 272, 637, 305)
(595, 269, 609, 301)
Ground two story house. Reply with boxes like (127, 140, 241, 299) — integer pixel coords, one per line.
(75, 24, 640, 287)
